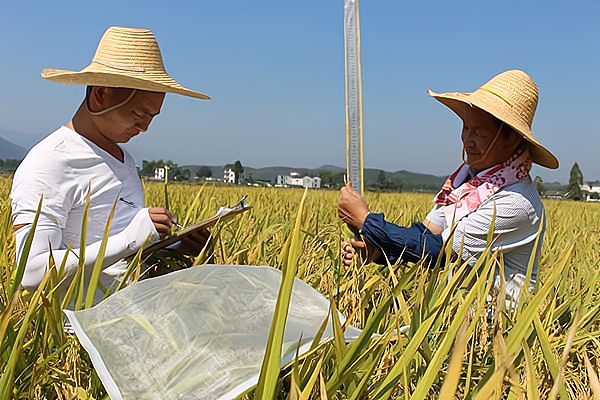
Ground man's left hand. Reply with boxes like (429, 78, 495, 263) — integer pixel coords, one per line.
(180, 228, 212, 257)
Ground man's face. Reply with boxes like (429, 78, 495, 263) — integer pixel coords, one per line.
(93, 88, 165, 144)
(460, 106, 522, 171)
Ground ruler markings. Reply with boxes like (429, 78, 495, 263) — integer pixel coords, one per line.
(344, 0, 364, 194)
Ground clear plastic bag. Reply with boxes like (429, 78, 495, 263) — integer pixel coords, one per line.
(65, 265, 361, 400)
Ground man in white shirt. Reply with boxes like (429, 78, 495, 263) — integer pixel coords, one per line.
(11, 26, 211, 305)
(338, 70, 559, 304)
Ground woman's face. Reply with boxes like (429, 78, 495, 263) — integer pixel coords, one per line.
(460, 107, 522, 171)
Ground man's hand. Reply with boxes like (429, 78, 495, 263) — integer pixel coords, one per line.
(180, 228, 212, 257)
(341, 238, 381, 268)
(148, 207, 175, 237)
(338, 181, 370, 231)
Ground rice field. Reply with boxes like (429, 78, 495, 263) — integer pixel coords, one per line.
(1, 176, 599, 399)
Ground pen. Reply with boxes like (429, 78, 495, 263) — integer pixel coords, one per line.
(120, 197, 181, 228)
(119, 197, 137, 208)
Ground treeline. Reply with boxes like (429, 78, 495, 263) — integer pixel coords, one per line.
(318, 170, 405, 192)
(0, 159, 21, 172)
(533, 162, 597, 201)
(565, 161, 598, 201)
(141, 160, 232, 182)
(140, 160, 195, 181)
(368, 170, 404, 192)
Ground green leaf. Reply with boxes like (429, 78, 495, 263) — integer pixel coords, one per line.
(0, 270, 50, 399)
(533, 315, 566, 399)
(326, 264, 418, 396)
(254, 188, 307, 400)
(412, 257, 494, 400)
(85, 197, 118, 309)
(370, 255, 478, 399)
(299, 355, 324, 400)
(522, 340, 540, 400)
(583, 352, 600, 400)
(75, 186, 92, 311)
(437, 318, 469, 400)
(330, 299, 346, 364)
(9, 195, 43, 299)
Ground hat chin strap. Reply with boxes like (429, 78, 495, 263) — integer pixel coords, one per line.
(462, 122, 504, 168)
(86, 89, 137, 116)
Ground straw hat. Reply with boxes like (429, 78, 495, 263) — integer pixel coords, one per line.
(41, 26, 210, 100)
(428, 70, 558, 169)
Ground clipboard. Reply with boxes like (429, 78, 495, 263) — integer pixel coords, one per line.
(140, 195, 252, 257)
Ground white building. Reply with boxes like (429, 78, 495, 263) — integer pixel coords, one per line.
(276, 172, 321, 189)
(154, 167, 165, 181)
(224, 167, 244, 184)
(224, 168, 236, 184)
(580, 181, 600, 201)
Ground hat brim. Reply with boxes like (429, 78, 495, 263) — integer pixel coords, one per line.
(428, 89, 559, 169)
(41, 68, 211, 100)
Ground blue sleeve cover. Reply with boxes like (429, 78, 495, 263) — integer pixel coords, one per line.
(359, 212, 444, 266)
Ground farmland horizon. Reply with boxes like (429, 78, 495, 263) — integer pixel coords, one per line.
(2, 179, 599, 398)
(0, 127, 594, 187)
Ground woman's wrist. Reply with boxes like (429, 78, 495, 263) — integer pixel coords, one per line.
(358, 212, 371, 233)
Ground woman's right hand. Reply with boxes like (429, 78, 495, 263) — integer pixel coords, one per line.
(338, 182, 370, 231)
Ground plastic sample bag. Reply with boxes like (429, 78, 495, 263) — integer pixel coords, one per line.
(64, 265, 362, 400)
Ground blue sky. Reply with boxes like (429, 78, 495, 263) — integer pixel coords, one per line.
(0, 0, 598, 184)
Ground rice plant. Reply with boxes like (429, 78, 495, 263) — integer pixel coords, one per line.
(1, 176, 599, 399)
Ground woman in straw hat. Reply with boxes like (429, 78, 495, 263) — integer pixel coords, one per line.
(338, 70, 559, 304)
(11, 26, 211, 305)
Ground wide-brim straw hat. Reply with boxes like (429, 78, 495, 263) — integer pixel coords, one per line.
(41, 26, 210, 100)
(428, 69, 558, 169)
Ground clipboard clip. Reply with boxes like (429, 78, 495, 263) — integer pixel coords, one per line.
(233, 194, 250, 210)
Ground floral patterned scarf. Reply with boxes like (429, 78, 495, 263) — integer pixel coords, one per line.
(434, 147, 532, 226)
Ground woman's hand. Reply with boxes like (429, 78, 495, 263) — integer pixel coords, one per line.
(338, 182, 370, 231)
(341, 238, 381, 268)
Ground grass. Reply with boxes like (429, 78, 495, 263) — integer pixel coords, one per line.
(1, 176, 599, 399)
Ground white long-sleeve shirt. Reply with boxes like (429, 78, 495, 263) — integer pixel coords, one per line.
(11, 126, 159, 304)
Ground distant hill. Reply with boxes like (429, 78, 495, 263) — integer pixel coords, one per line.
(364, 169, 446, 191)
(316, 164, 345, 172)
(0, 129, 45, 151)
(0, 136, 27, 160)
(544, 181, 567, 192)
(181, 164, 447, 191)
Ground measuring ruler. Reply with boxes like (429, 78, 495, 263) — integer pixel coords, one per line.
(344, 0, 364, 194)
